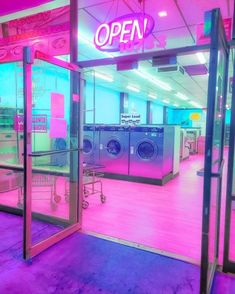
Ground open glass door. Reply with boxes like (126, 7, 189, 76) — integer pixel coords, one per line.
(23, 47, 83, 259)
(200, 9, 229, 293)
(223, 49, 235, 272)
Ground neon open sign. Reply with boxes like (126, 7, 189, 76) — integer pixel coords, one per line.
(94, 13, 155, 52)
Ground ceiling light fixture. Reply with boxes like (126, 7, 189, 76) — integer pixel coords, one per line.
(196, 52, 206, 64)
(190, 101, 203, 108)
(93, 72, 114, 82)
(127, 85, 140, 93)
(134, 70, 172, 91)
(162, 99, 170, 104)
(158, 11, 167, 17)
(173, 103, 179, 107)
(79, 34, 114, 58)
(175, 92, 189, 101)
(148, 93, 157, 99)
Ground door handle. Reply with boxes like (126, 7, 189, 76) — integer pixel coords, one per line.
(27, 148, 82, 157)
(211, 159, 224, 178)
(197, 160, 224, 178)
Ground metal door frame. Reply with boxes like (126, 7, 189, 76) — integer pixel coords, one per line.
(200, 8, 229, 293)
(23, 47, 84, 259)
(223, 50, 235, 273)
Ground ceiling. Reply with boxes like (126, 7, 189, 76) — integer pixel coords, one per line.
(84, 51, 210, 109)
(77, 0, 234, 61)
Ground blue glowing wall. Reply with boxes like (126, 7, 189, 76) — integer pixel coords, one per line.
(85, 82, 120, 124)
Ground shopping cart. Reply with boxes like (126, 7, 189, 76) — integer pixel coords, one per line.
(64, 163, 106, 209)
(17, 173, 62, 211)
(83, 163, 106, 209)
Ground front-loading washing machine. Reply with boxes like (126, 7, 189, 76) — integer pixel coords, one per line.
(83, 125, 100, 164)
(129, 126, 174, 180)
(99, 125, 129, 175)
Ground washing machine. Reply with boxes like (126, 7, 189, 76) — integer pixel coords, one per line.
(83, 125, 100, 164)
(180, 129, 190, 160)
(99, 125, 129, 175)
(129, 126, 174, 180)
(185, 128, 201, 154)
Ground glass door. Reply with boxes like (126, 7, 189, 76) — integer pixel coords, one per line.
(23, 47, 83, 259)
(223, 49, 235, 272)
(200, 9, 229, 293)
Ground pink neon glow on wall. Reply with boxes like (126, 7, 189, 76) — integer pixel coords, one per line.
(0, 0, 53, 17)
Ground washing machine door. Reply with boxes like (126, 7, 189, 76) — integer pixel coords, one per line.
(83, 136, 97, 164)
(106, 138, 123, 158)
(83, 137, 93, 155)
(136, 140, 158, 161)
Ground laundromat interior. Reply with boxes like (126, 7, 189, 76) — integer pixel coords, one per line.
(1, 0, 235, 293)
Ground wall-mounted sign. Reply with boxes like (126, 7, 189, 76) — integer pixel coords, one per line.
(94, 13, 155, 52)
(121, 113, 141, 125)
(14, 114, 47, 132)
(190, 113, 201, 121)
(0, 6, 70, 63)
(196, 18, 232, 45)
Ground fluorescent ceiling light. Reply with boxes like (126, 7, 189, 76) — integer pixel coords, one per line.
(190, 101, 203, 108)
(148, 93, 157, 99)
(162, 99, 170, 104)
(196, 52, 206, 64)
(79, 34, 114, 58)
(175, 92, 189, 101)
(93, 72, 113, 82)
(134, 70, 172, 91)
(173, 103, 179, 107)
(158, 11, 167, 17)
(127, 85, 140, 93)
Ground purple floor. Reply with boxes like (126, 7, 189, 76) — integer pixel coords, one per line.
(0, 212, 235, 294)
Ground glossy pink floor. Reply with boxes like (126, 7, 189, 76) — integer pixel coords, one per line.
(0, 150, 233, 264)
(83, 154, 204, 263)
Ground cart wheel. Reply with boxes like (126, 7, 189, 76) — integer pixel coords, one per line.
(100, 195, 106, 204)
(82, 200, 89, 209)
(54, 195, 61, 204)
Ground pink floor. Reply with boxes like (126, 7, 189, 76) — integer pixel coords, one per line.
(0, 150, 233, 265)
(83, 154, 204, 263)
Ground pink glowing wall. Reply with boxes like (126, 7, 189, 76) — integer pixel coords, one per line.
(0, 1, 53, 17)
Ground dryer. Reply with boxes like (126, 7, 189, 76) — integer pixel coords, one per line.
(129, 126, 174, 180)
(99, 125, 129, 175)
(83, 125, 100, 164)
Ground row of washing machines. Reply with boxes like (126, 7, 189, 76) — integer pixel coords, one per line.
(83, 125, 180, 185)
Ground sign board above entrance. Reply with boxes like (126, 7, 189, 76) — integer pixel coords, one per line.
(0, 6, 70, 63)
(94, 13, 155, 52)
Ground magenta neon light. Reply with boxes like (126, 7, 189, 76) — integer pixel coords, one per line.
(94, 13, 155, 52)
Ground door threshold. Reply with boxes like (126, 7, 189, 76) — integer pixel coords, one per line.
(82, 230, 200, 266)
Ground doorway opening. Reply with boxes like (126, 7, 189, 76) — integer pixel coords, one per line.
(79, 8, 230, 293)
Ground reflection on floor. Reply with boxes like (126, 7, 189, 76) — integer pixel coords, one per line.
(83, 154, 204, 262)
(0, 151, 231, 264)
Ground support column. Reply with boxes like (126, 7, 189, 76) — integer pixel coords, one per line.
(163, 106, 168, 124)
(120, 92, 129, 124)
(147, 101, 152, 124)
